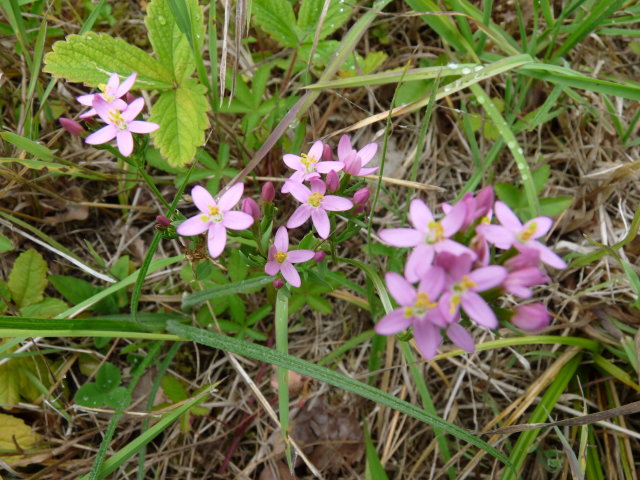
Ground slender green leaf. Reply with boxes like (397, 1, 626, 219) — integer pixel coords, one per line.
(182, 276, 273, 309)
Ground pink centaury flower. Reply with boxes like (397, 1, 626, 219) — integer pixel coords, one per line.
(282, 141, 343, 193)
(264, 227, 315, 287)
(379, 198, 474, 282)
(85, 97, 159, 157)
(176, 184, 254, 258)
(77, 72, 137, 119)
(286, 179, 353, 239)
(477, 201, 567, 269)
(337, 135, 379, 176)
(512, 303, 551, 331)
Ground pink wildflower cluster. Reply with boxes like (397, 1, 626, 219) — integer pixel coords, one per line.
(60, 73, 158, 157)
(377, 188, 566, 360)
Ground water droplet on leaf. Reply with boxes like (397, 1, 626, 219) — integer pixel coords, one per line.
(158, 15, 166, 25)
(461, 67, 471, 74)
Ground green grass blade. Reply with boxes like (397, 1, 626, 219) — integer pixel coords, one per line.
(181, 276, 274, 309)
(275, 289, 292, 466)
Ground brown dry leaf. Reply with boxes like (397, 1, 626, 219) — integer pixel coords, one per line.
(41, 187, 89, 224)
(0, 412, 39, 464)
(259, 460, 295, 480)
(270, 367, 305, 397)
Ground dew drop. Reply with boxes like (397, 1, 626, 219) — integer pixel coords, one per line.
(461, 67, 471, 74)
(477, 96, 485, 104)
(158, 15, 166, 25)
(83, 396, 89, 401)
(330, 23, 335, 28)
(339, 7, 345, 12)
(474, 65, 484, 72)
(447, 62, 459, 69)
(444, 85, 452, 92)
(517, 147, 524, 154)
(507, 141, 516, 149)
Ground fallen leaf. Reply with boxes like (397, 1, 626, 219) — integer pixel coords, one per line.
(0, 413, 39, 464)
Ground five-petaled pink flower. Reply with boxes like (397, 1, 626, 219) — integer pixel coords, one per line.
(379, 198, 474, 282)
(264, 227, 315, 287)
(85, 97, 159, 157)
(287, 179, 353, 239)
(176, 184, 254, 258)
(476, 201, 567, 269)
(282, 141, 343, 193)
(337, 135, 379, 176)
(77, 73, 137, 119)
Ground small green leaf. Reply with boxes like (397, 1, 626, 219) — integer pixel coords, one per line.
(0, 280, 10, 314)
(49, 275, 118, 314)
(149, 78, 210, 167)
(105, 387, 131, 409)
(297, 0, 352, 42)
(43, 32, 173, 89)
(161, 375, 188, 402)
(228, 249, 249, 282)
(8, 249, 48, 309)
(532, 164, 551, 194)
(0, 233, 13, 253)
(75, 382, 104, 407)
(539, 197, 573, 217)
(96, 362, 121, 393)
(306, 294, 332, 314)
(252, 0, 300, 47)
(20, 298, 68, 318)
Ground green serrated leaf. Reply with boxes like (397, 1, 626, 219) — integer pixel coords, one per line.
(252, 0, 300, 47)
(228, 249, 249, 282)
(43, 32, 173, 89)
(8, 249, 48, 309)
(297, 0, 352, 41)
(20, 298, 69, 318)
(150, 78, 209, 167)
(161, 375, 188, 402)
(0, 233, 13, 253)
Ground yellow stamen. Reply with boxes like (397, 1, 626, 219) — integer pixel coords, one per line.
(428, 221, 445, 242)
(275, 251, 287, 263)
(108, 109, 127, 130)
(460, 275, 477, 290)
(308, 192, 324, 208)
(518, 222, 537, 242)
(415, 292, 436, 309)
(449, 294, 461, 314)
(403, 307, 414, 318)
(300, 153, 318, 173)
(208, 205, 220, 216)
(200, 215, 209, 223)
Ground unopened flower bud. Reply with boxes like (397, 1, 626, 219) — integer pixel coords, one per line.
(512, 304, 550, 331)
(313, 251, 326, 263)
(59, 117, 85, 136)
(322, 143, 334, 161)
(261, 182, 275, 202)
(273, 278, 285, 289)
(242, 197, 261, 220)
(325, 170, 339, 193)
(353, 187, 370, 206)
(156, 215, 171, 227)
(124, 92, 136, 104)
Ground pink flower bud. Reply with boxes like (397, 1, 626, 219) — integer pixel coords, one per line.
(242, 197, 261, 220)
(313, 251, 326, 263)
(59, 117, 85, 136)
(156, 215, 171, 227)
(124, 92, 136, 104)
(512, 303, 551, 331)
(273, 278, 285, 289)
(322, 143, 334, 161)
(353, 187, 370, 206)
(261, 182, 275, 202)
(325, 170, 339, 193)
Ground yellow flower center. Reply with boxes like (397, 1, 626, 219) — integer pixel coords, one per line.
(108, 109, 127, 130)
(207, 205, 223, 223)
(415, 292, 436, 309)
(308, 192, 324, 208)
(300, 153, 318, 173)
(403, 307, 415, 318)
(99, 83, 116, 103)
(452, 275, 477, 300)
(427, 221, 445, 243)
(449, 294, 461, 314)
(517, 222, 537, 242)
(275, 251, 288, 263)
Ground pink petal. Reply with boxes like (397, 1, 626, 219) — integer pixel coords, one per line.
(287, 205, 312, 229)
(476, 224, 514, 250)
(322, 195, 353, 211)
(404, 244, 435, 283)
(409, 199, 434, 231)
(218, 183, 244, 210)
(461, 291, 498, 328)
(191, 185, 216, 213)
(309, 178, 326, 194)
(116, 72, 137, 97)
(116, 131, 134, 156)
(343, 153, 361, 175)
(207, 223, 227, 258)
(358, 166, 379, 176)
(357, 142, 377, 166)
(413, 319, 442, 360)
(267, 245, 277, 262)
(438, 292, 460, 323)
(385, 272, 416, 306)
(128, 120, 159, 134)
(447, 323, 475, 353)
(337, 135, 352, 161)
(287, 250, 315, 263)
(77, 94, 96, 106)
(315, 161, 344, 174)
(265, 260, 281, 276)
(495, 201, 522, 231)
(176, 215, 210, 236)
(283, 154, 303, 171)
(522, 217, 553, 239)
(122, 97, 145, 121)
(512, 303, 551, 331)
(288, 182, 311, 203)
(417, 266, 445, 299)
(440, 201, 467, 237)
(281, 262, 301, 287)
(274, 226, 289, 252)
(311, 207, 330, 239)
(106, 73, 120, 91)
(468, 266, 507, 291)
(79, 108, 97, 119)
(308, 141, 324, 161)
(92, 96, 112, 123)
(222, 211, 254, 230)
(435, 239, 477, 259)
(379, 228, 423, 248)
(375, 309, 412, 335)
(519, 242, 567, 269)
(85, 125, 117, 145)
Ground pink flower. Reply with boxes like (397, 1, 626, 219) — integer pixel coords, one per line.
(264, 227, 315, 287)
(286, 179, 353, 239)
(282, 141, 343, 193)
(77, 72, 137, 119)
(376, 269, 447, 359)
(379, 199, 474, 282)
(442, 186, 494, 231)
(176, 184, 254, 258)
(504, 250, 549, 298)
(477, 201, 567, 269)
(337, 135, 379, 176)
(325, 170, 339, 193)
(436, 254, 507, 328)
(59, 117, 85, 136)
(261, 182, 275, 202)
(241, 197, 261, 220)
(85, 97, 159, 157)
(512, 303, 551, 331)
